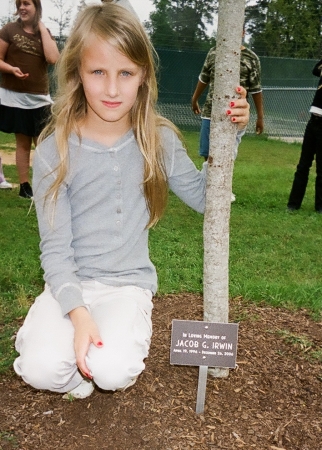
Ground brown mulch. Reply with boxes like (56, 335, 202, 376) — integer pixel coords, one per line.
(1, 294, 321, 450)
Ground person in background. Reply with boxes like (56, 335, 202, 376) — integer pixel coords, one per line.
(0, 156, 13, 189)
(191, 31, 264, 201)
(0, 0, 59, 199)
(287, 59, 322, 213)
(13, 3, 249, 400)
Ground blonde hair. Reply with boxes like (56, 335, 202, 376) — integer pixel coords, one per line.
(40, 2, 179, 228)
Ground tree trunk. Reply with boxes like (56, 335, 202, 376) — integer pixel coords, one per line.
(203, 0, 245, 378)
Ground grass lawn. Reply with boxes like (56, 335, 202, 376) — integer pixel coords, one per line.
(0, 131, 321, 374)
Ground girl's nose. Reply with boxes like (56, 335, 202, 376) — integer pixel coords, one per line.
(105, 76, 118, 97)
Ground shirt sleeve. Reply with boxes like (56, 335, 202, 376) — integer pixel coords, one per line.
(0, 23, 11, 44)
(248, 54, 262, 93)
(161, 127, 207, 213)
(240, 49, 262, 94)
(161, 126, 245, 214)
(32, 138, 85, 316)
(199, 47, 215, 85)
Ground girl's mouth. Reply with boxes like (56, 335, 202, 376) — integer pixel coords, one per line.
(102, 101, 122, 108)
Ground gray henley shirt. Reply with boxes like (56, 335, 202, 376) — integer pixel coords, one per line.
(33, 126, 208, 316)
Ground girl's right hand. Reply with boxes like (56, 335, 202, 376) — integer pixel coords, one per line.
(12, 67, 29, 79)
(69, 306, 104, 379)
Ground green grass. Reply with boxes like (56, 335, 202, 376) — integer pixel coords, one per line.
(0, 131, 321, 374)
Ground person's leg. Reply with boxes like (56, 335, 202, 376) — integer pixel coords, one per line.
(15, 133, 32, 184)
(85, 284, 153, 391)
(287, 118, 315, 210)
(14, 285, 82, 393)
(313, 117, 322, 211)
(15, 133, 34, 198)
(199, 119, 210, 160)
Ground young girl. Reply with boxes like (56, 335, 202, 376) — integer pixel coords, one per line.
(13, 2, 249, 399)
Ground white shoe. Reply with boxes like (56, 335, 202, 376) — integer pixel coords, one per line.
(231, 193, 236, 202)
(0, 180, 12, 189)
(63, 379, 94, 400)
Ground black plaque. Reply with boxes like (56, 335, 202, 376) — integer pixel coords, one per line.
(170, 320, 238, 368)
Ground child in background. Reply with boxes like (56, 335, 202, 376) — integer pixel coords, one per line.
(0, 0, 59, 199)
(13, 2, 249, 399)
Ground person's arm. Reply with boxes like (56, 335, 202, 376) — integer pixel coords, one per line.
(251, 91, 264, 134)
(33, 145, 84, 316)
(191, 47, 215, 115)
(38, 21, 60, 64)
(0, 38, 29, 78)
(69, 306, 103, 379)
(165, 87, 250, 213)
(33, 143, 103, 378)
(191, 79, 208, 114)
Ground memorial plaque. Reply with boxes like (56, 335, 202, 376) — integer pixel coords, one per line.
(170, 320, 238, 368)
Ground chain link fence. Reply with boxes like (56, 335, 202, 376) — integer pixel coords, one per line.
(44, 45, 320, 141)
(155, 48, 318, 141)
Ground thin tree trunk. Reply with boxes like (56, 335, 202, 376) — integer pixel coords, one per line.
(203, 0, 245, 378)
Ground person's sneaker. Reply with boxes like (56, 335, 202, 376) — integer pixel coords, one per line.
(63, 379, 94, 400)
(231, 193, 236, 202)
(19, 182, 33, 199)
(0, 180, 12, 189)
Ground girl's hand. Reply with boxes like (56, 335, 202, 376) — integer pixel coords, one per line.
(12, 67, 29, 79)
(69, 306, 104, 379)
(227, 86, 250, 130)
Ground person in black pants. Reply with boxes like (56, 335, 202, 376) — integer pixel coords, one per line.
(287, 59, 322, 212)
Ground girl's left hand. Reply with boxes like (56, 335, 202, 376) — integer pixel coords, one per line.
(226, 86, 250, 130)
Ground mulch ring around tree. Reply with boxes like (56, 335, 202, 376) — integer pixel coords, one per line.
(1, 294, 321, 450)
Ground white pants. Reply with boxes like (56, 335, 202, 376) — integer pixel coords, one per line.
(14, 282, 153, 393)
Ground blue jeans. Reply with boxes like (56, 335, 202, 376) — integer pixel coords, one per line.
(199, 118, 210, 158)
(199, 118, 239, 160)
(287, 114, 322, 211)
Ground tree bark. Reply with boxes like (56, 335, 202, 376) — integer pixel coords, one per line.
(203, 0, 245, 378)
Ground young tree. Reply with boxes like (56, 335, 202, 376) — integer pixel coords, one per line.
(49, 0, 73, 48)
(203, 0, 245, 378)
(0, 0, 15, 26)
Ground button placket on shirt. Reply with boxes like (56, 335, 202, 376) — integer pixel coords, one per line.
(111, 150, 123, 229)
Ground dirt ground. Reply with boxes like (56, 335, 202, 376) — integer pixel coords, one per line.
(0, 294, 321, 450)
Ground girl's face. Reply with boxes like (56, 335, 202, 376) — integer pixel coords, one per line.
(79, 34, 145, 136)
(18, 0, 37, 25)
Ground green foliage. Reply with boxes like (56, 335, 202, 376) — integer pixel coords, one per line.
(147, 0, 216, 50)
(245, 0, 322, 58)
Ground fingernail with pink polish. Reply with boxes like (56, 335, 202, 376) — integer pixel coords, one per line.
(230, 102, 235, 107)
(97, 341, 103, 347)
(227, 110, 231, 115)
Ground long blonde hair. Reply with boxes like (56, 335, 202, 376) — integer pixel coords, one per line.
(40, 2, 179, 228)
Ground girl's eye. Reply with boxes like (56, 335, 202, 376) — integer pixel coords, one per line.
(121, 71, 132, 77)
(93, 70, 103, 75)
